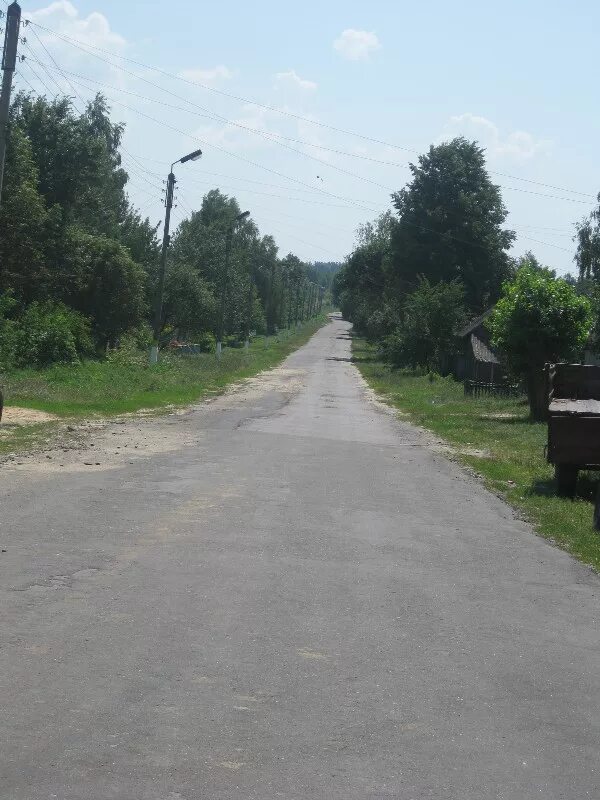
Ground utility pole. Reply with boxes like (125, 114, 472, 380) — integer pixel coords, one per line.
(294, 277, 301, 327)
(268, 259, 276, 334)
(149, 147, 202, 364)
(150, 170, 175, 364)
(308, 283, 315, 317)
(286, 273, 293, 329)
(0, 1, 21, 207)
(245, 269, 253, 351)
(217, 209, 249, 358)
(279, 270, 287, 331)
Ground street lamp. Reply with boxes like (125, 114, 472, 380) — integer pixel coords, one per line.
(149, 147, 202, 364)
(216, 210, 250, 358)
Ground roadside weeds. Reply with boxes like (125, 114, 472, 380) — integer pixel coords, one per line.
(353, 338, 600, 573)
(0, 318, 327, 460)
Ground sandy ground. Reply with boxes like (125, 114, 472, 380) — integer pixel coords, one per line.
(0, 407, 59, 425)
(0, 364, 312, 474)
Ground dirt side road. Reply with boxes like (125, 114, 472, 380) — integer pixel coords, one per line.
(1, 316, 598, 799)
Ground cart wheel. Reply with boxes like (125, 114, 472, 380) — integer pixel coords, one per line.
(555, 464, 579, 498)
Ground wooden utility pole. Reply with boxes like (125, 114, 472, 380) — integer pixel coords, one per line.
(0, 1, 21, 207)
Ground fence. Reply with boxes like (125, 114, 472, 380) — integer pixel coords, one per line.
(464, 379, 521, 398)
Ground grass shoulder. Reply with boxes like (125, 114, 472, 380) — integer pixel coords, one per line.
(353, 337, 600, 572)
(0, 317, 327, 456)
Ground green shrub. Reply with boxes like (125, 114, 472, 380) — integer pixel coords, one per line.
(194, 331, 216, 353)
(0, 293, 18, 370)
(15, 301, 93, 368)
(489, 264, 593, 419)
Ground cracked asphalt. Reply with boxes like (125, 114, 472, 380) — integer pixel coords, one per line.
(0, 316, 598, 799)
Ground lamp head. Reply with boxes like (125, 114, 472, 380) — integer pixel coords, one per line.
(179, 148, 203, 164)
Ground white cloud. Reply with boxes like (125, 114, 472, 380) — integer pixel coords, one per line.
(193, 103, 283, 153)
(333, 29, 381, 61)
(178, 65, 233, 86)
(274, 69, 317, 92)
(26, 1, 126, 51)
(440, 113, 552, 160)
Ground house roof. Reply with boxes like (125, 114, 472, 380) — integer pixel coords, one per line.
(458, 308, 494, 338)
(471, 333, 500, 365)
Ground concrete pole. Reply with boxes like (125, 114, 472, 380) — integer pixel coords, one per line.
(150, 170, 175, 364)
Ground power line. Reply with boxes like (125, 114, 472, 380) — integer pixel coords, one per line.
(20, 58, 57, 99)
(26, 24, 88, 112)
(30, 56, 395, 193)
(29, 55, 595, 209)
(517, 236, 573, 254)
(12, 31, 581, 263)
(22, 42, 66, 99)
(52, 79, 381, 213)
(177, 175, 380, 211)
(28, 18, 597, 199)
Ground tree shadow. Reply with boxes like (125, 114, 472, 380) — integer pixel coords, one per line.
(326, 355, 378, 363)
(528, 471, 599, 503)
(475, 415, 532, 426)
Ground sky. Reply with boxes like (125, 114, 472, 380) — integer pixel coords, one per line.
(8, 0, 600, 273)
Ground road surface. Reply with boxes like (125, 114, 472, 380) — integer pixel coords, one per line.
(1, 316, 598, 799)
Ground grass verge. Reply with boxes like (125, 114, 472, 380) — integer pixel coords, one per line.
(354, 338, 600, 572)
(0, 317, 327, 455)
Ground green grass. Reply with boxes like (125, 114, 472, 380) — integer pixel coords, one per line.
(0, 318, 327, 454)
(353, 338, 600, 571)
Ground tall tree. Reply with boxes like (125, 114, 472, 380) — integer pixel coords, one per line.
(390, 137, 515, 313)
(575, 195, 600, 282)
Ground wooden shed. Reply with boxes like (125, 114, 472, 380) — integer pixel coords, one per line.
(455, 311, 502, 383)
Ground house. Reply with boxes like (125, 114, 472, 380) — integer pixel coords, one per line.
(455, 310, 504, 385)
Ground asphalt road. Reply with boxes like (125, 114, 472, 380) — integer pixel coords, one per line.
(1, 316, 599, 800)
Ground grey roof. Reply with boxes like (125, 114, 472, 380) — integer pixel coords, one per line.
(471, 333, 500, 365)
(459, 308, 494, 338)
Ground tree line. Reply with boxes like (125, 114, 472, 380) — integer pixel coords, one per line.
(0, 92, 335, 370)
(333, 137, 598, 419)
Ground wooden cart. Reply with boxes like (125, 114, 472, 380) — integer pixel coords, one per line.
(546, 363, 600, 498)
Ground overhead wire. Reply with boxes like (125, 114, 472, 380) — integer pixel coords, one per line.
(24, 53, 596, 208)
(28, 18, 597, 199)
(15, 24, 582, 261)
(26, 23, 88, 112)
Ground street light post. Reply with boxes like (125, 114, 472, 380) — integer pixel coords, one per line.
(150, 147, 202, 364)
(217, 210, 250, 359)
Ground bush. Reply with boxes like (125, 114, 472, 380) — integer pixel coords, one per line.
(194, 331, 216, 353)
(489, 263, 593, 419)
(0, 293, 18, 370)
(15, 301, 93, 368)
(383, 279, 466, 371)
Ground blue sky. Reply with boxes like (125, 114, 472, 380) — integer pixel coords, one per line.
(13, 0, 600, 273)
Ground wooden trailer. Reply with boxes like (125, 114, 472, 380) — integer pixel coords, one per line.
(546, 363, 600, 497)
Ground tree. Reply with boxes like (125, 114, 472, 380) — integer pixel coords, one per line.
(384, 279, 466, 371)
(390, 137, 515, 313)
(489, 263, 593, 420)
(0, 126, 53, 301)
(333, 212, 394, 335)
(62, 229, 147, 348)
(162, 263, 217, 337)
(575, 194, 600, 282)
